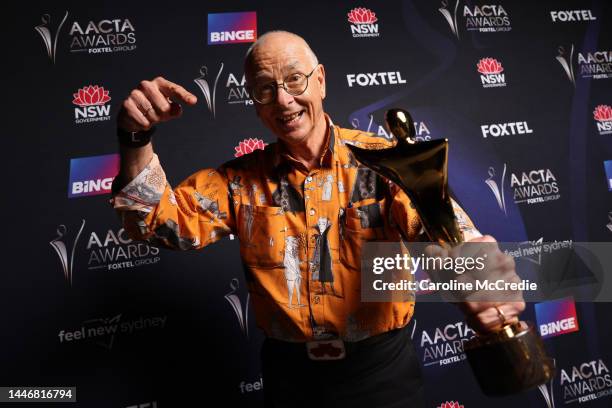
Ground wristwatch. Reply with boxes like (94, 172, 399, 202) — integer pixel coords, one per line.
(117, 126, 156, 148)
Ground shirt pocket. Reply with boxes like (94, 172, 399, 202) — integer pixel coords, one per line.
(238, 204, 286, 268)
(340, 199, 387, 272)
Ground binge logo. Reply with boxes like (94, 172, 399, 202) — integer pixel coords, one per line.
(68, 154, 119, 198)
(208, 12, 256, 45)
(535, 297, 579, 339)
(605, 161, 612, 191)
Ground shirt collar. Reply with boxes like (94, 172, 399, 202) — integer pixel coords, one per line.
(273, 113, 339, 172)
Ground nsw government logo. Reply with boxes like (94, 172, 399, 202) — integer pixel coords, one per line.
(68, 154, 119, 198)
(234, 138, 266, 158)
(535, 297, 579, 339)
(207, 11, 256, 45)
(593, 105, 612, 135)
(477, 58, 507, 88)
(73, 85, 111, 124)
(437, 402, 464, 408)
(347, 7, 380, 38)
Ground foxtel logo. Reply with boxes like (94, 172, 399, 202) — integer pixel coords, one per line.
(550, 10, 596, 22)
(481, 121, 533, 138)
(346, 71, 406, 87)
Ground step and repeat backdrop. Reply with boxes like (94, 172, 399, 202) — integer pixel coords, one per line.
(8, 0, 612, 407)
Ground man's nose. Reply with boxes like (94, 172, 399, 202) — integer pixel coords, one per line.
(274, 85, 294, 106)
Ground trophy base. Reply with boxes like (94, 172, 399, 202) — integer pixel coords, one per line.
(464, 322, 555, 396)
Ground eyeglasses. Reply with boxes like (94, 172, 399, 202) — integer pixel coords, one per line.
(249, 65, 319, 105)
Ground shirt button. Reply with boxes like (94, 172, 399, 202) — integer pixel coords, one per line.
(313, 296, 320, 304)
(309, 208, 315, 216)
(305, 195, 310, 200)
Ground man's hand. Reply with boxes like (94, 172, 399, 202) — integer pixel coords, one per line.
(118, 76, 197, 132)
(458, 235, 525, 333)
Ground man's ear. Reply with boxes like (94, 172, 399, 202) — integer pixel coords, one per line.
(317, 64, 326, 100)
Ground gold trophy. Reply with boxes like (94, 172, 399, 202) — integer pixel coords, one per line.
(346, 109, 555, 396)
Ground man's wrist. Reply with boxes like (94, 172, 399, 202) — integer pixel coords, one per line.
(117, 127, 156, 148)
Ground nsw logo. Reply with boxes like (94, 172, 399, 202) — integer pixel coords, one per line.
(477, 57, 506, 88)
(234, 138, 266, 158)
(535, 297, 579, 339)
(68, 154, 119, 198)
(347, 7, 380, 38)
(73, 85, 112, 124)
(593, 105, 612, 135)
(208, 12, 256, 45)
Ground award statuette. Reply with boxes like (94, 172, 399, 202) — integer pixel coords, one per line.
(346, 109, 554, 396)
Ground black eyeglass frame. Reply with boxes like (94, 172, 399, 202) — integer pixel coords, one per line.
(248, 64, 320, 105)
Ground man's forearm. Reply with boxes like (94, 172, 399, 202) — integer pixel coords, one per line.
(119, 142, 155, 181)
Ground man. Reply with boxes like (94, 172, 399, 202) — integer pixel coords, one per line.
(112, 31, 524, 407)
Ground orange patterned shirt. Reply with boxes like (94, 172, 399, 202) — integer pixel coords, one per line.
(112, 116, 477, 342)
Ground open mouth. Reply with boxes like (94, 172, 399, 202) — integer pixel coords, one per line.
(277, 110, 305, 125)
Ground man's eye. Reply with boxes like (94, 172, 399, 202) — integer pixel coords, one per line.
(286, 74, 303, 83)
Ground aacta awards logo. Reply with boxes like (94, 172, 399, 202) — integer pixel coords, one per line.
(477, 57, 507, 88)
(347, 7, 380, 38)
(556, 44, 612, 85)
(225, 278, 250, 338)
(50, 219, 161, 286)
(34, 11, 69, 63)
(69, 18, 137, 54)
(418, 321, 475, 367)
(72, 85, 111, 124)
(486, 164, 560, 209)
(194, 63, 253, 118)
(593, 104, 612, 135)
(351, 113, 432, 141)
(234, 138, 266, 158)
(439, 1, 511, 39)
(511, 168, 561, 205)
(560, 359, 612, 404)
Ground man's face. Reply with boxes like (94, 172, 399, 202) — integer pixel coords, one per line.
(246, 37, 326, 146)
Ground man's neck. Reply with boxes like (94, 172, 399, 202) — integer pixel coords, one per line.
(283, 115, 329, 171)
